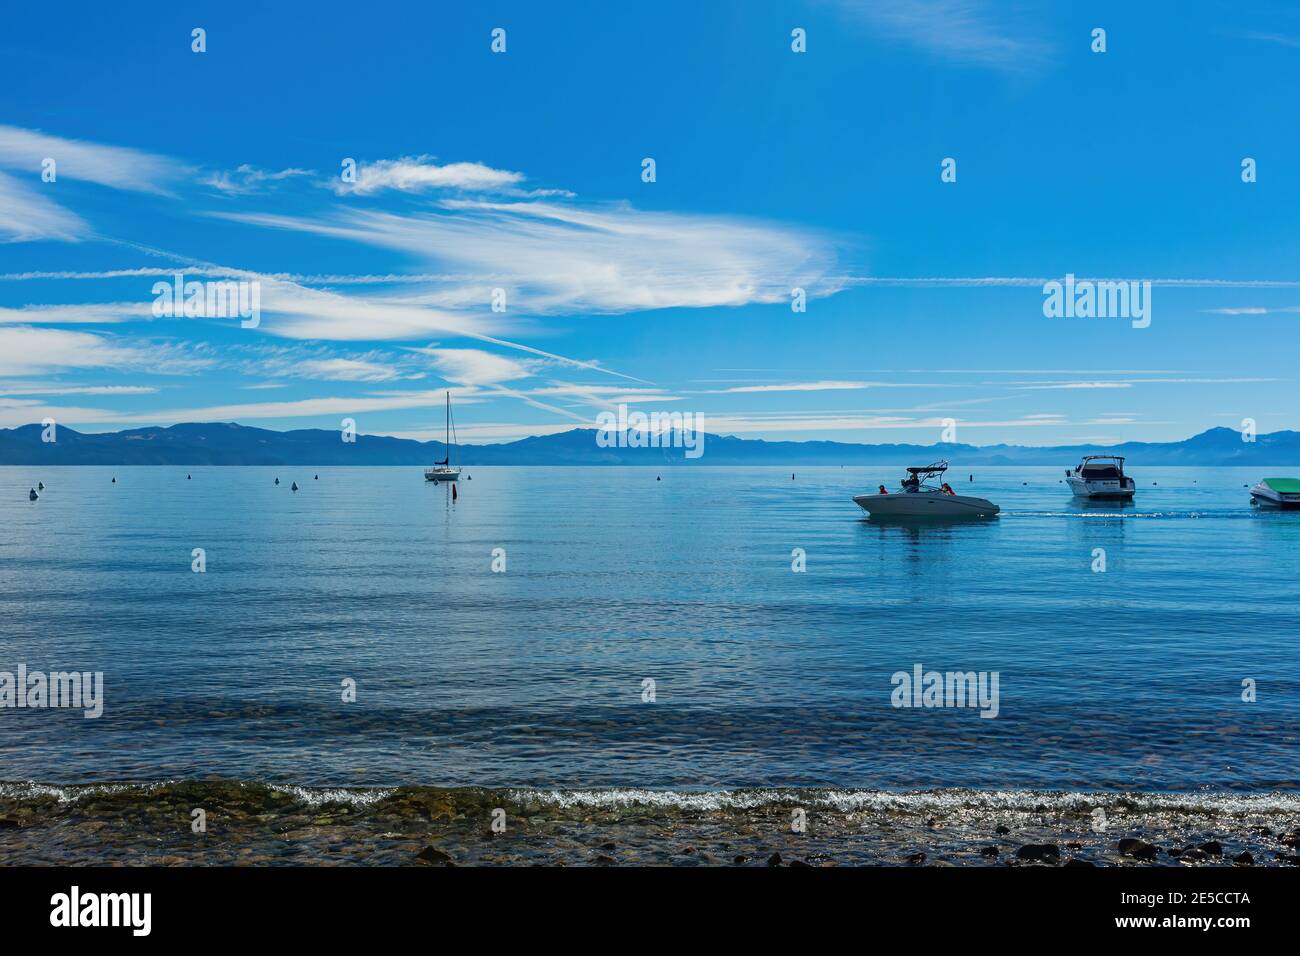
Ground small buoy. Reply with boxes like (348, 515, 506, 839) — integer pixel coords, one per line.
(29, 488, 39, 501)
(37, 481, 44, 490)
(791, 473, 795, 480)
(1022, 482, 1027, 485)
(291, 481, 299, 491)
(187, 474, 192, 480)
(314, 474, 318, 480)
(968, 474, 972, 482)
(112, 477, 116, 484)
(656, 476, 661, 481)
(1152, 482, 1157, 486)
(467, 475, 472, 480)
(275, 478, 280, 485)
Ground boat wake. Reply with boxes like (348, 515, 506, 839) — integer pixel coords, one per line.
(1003, 511, 1211, 519)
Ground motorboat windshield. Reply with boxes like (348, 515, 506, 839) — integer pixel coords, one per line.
(1074, 455, 1125, 479)
(902, 461, 948, 492)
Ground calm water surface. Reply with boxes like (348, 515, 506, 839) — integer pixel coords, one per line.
(1, 465, 1297, 792)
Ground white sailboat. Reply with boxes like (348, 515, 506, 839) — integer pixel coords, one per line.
(424, 391, 462, 483)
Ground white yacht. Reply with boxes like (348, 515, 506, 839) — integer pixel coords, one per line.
(853, 461, 999, 518)
(1065, 455, 1135, 500)
(424, 391, 462, 483)
(1250, 477, 1300, 509)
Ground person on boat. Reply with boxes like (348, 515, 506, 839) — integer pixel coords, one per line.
(902, 476, 920, 493)
(878, 484, 888, 494)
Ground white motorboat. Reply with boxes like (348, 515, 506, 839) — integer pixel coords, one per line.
(853, 461, 999, 518)
(1065, 455, 1135, 499)
(1250, 477, 1300, 509)
(425, 391, 462, 483)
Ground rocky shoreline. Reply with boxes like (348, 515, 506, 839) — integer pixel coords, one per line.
(2, 781, 1298, 866)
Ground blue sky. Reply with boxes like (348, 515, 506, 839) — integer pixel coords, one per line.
(2, 0, 1299, 445)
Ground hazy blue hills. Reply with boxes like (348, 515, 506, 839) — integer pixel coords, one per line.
(2, 422, 1299, 466)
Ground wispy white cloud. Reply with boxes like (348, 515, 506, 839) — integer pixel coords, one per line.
(202, 164, 314, 195)
(703, 380, 875, 394)
(0, 383, 158, 396)
(0, 301, 150, 324)
(216, 198, 849, 317)
(0, 171, 88, 242)
(0, 125, 189, 194)
(84, 389, 479, 426)
(409, 347, 538, 385)
(1009, 377, 1276, 389)
(829, 0, 1045, 70)
(1200, 305, 1300, 315)
(228, 345, 424, 384)
(329, 156, 525, 195)
(1245, 32, 1300, 50)
(1012, 381, 1132, 390)
(0, 327, 212, 377)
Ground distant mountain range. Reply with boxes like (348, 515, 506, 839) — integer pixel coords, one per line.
(2, 422, 1299, 466)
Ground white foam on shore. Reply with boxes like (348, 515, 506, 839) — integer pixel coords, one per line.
(268, 784, 396, 807)
(509, 787, 1300, 816)
(0, 780, 393, 808)
(0, 781, 170, 803)
(4, 781, 1299, 817)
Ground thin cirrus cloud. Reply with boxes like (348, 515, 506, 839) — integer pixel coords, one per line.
(0, 125, 189, 193)
(252, 356, 415, 384)
(1201, 306, 1300, 314)
(0, 171, 88, 242)
(0, 326, 212, 377)
(0, 130, 851, 433)
(92, 390, 484, 427)
(703, 380, 875, 394)
(216, 198, 849, 318)
(0, 125, 189, 243)
(0, 383, 159, 396)
(828, 0, 1046, 70)
(0, 301, 152, 324)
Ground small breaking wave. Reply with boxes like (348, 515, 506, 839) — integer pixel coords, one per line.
(510, 786, 1300, 816)
(4, 780, 1300, 819)
(268, 784, 396, 807)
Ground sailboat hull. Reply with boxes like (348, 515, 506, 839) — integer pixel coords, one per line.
(425, 468, 461, 482)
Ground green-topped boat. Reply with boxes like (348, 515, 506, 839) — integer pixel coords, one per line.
(1250, 477, 1300, 509)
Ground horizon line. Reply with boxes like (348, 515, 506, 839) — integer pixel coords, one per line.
(0, 420, 1279, 451)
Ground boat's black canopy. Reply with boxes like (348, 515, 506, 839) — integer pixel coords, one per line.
(906, 461, 948, 476)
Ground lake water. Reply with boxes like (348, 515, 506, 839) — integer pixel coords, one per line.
(2, 465, 1298, 795)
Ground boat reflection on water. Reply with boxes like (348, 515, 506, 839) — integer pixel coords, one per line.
(857, 508, 999, 572)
